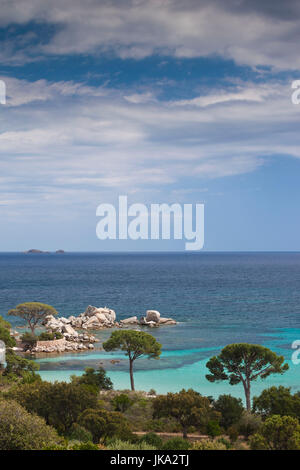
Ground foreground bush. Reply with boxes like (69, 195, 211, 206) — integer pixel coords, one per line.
(6, 381, 98, 434)
(0, 315, 40, 385)
(0, 400, 61, 450)
(68, 423, 93, 443)
(238, 411, 262, 439)
(107, 439, 156, 450)
(78, 408, 133, 443)
(44, 441, 99, 450)
(206, 420, 223, 437)
(253, 386, 300, 418)
(192, 439, 227, 450)
(162, 437, 191, 450)
(140, 432, 163, 448)
(112, 393, 133, 412)
(227, 425, 239, 442)
(69, 441, 99, 450)
(71, 367, 113, 393)
(250, 415, 300, 450)
(153, 389, 220, 438)
(20, 332, 38, 348)
(213, 394, 244, 429)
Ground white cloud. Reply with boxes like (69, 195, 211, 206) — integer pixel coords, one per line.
(2, 77, 108, 106)
(1, 1, 300, 69)
(171, 85, 280, 107)
(124, 92, 155, 104)
(0, 76, 299, 217)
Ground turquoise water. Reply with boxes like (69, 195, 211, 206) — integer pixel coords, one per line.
(1, 252, 300, 402)
(36, 327, 300, 401)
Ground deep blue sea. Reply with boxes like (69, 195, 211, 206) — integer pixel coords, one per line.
(1, 252, 300, 401)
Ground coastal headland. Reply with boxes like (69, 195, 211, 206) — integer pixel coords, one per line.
(14, 306, 176, 355)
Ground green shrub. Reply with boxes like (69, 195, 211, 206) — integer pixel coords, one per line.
(68, 423, 93, 443)
(70, 441, 99, 450)
(140, 432, 163, 448)
(112, 393, 133, 412)
(206, 420, 223, 437)
(71, 367, 113, 392)
(213, 394, 244, 429)
(238, 411, 262, 439)
(38, 331, 63, 341)
(78, 408, 133, 443)
(217, 437, 232, 449)
(0, 400, 62, 450)
(6, 381, 98, 435)
(227, 425, 239, 442)
(145, 419, 165, 432)
(44, 440, 98, 450)
(20, 332, 38, 348)
(43, 443, 68, 450)
(107, 439, 156, 450)
(153, 389, 220, 439)
(4, 350, 40, 382)
(253, 386, 300, 418)
(250, 415, 300, 450)
(162, 437, 190, 450)
(192, 439, 227, 450)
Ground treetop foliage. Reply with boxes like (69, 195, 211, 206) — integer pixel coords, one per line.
(206, 343, 289, 385)
(103, 330, 161, 361)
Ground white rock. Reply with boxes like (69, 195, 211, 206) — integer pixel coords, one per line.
(120, 316, 138, 324)
(140, 317, 157, 327)
(46, 321, 62, 333)
(95, 313, 109, 323)
(83, 306, 116, 323)
(159, 317, 177, 325)
(84, 315, 102, 328)
(62, 324, 78, 336)
(146, 310, 161, 323)
(84, 305, 99, 317)
(73, 318, 83, 328)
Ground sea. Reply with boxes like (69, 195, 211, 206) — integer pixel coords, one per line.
(0, 252, 299, 403)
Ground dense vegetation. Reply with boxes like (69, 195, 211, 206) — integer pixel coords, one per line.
(0, 314, 297, 450)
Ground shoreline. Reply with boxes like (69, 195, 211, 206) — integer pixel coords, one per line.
(37, 355, 299, 404)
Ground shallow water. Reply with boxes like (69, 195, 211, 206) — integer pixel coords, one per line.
(1, 252, 300, 401)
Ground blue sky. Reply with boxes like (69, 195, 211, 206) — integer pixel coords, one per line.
(0, 0, 300, 251)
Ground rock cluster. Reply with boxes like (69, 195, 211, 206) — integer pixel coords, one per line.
(42, 305, 176, 338)
(31, 338, 95, 354)
(27, 306, 176, 355)
(43, 306, 116, 333)
(120, 310, 177, 327)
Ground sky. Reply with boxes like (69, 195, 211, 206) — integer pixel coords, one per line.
(0, 0, 300, 251)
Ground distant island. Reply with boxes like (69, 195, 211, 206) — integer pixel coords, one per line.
(24, 249, 65, 254)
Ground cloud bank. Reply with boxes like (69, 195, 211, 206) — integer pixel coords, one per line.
(1, 0, 300, 69)
(0, 76, 299, 214)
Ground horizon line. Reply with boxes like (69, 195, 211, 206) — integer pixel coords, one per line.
(0, 250, 300, 254)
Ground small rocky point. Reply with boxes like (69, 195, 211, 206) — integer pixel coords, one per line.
(121, 310, 177, 327)
(43, 306, 176, 333)
(33, 306, 176, 354)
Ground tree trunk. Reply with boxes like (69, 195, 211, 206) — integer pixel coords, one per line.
(129, 359, 135, 391)
(244, 382, 251, 412)
(29, 322, 35, 334)
(182, 427, 188, 439)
